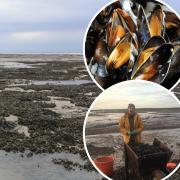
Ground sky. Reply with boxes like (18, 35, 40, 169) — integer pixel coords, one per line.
(0, 0, 179, 53)
(92, 81, 180, 109)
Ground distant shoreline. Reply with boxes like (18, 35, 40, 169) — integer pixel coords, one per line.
(0, 54, 83, 62)
(86, 124, 180, 136)
(0, 53, 83, 55)
(90, 107, 180, 114)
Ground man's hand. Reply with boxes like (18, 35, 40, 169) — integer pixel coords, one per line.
(127, 130, 138, 135)
(131, 130, 138, 135)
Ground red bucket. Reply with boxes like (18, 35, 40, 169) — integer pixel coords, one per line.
(94, 156, 114, 177)
(166, 162, 177, 170)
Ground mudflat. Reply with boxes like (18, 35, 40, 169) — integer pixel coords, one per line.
(0, 54, 102, 180)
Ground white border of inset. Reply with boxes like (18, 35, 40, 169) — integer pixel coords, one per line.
(83, 80, 180, 180)
(82, 0, 180, 91)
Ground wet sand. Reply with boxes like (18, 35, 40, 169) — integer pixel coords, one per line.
(0, 54, 179, 180)
(86, 129, 180, 179)
(86, 102, 180, 179)
(169, 167, 180, 180)
(0, 151, 99, 180)
(0, 54, 102, 180)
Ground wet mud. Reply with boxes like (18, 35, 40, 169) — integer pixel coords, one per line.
(0, 54, 102, 179)
(169, 167, 180, 180)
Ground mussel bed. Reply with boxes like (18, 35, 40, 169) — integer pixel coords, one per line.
(129, 143, 164, 156)
(85, 0, 180, 89)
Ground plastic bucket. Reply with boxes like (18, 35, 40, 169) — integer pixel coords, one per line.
(166, 162, 177, 169)
(94, 156, 114, 177)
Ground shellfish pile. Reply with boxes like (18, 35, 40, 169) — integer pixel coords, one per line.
(85, 0, 180, 89)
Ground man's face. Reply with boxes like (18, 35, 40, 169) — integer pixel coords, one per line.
(128, 106, 135, 115)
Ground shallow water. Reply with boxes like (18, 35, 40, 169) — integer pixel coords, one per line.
(86, 128, 180, 168)
(0, 62, 34, 69)
(0, 151, 100, 180)
(47, 96, 85, 118)
(9, 79, 92, 86)
(4, 115, 30, 137)
(4, 87, 35, 92)
(0, 55, 99, 180)
(86, 110, 180, 129)
(5, 115, 18, 122)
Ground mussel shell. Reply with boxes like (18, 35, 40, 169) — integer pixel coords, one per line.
(96, 5, 113, 25)
(95, 62, 109, 77)
(131, 36, 165, 78)
(107, 9, 126, 49)
(120, 0, 138, 24)
(172, 37, 180, 47)
(116, 8, 136, 33)
(143, 36, 165, 49)
(164, 11, 180, 41)
(149, 5, 165, 37)
(132, 44, 174, 83)
(93, 40, 109, 62)
(132, 0, 147, 8)
(106, 34, 131, 70)
(94, 75, 113, 89)
(85, 39, 97, 62)
(169, 46, 180, 71)
(126, 37, 138, 75)
(85, 39, 96, 62)
(107, 25, 126, 49)
(137, 5, 151, 51)
(165, 11, 180, 29)
(165, 27, 180, 42)
(162, 46, 180, 88)
(88, 60, 98, 75)
(85, 24, 106, 61)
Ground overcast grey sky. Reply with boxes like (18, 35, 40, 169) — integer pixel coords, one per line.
(92, 81, 180, 109)
(0, 0, 179, 53)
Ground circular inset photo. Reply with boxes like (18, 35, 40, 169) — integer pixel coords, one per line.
(84, 0, 180, 90)
(83, 81, 180, 180)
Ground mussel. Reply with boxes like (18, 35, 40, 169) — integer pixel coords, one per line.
(94, 61, 113, 89)
(162, 45, 180, 88)
(107, 9, 126, 49)
(96, 5, 113, 26)
(116, 8, 136, 33)
(149, 5, 165, 37)
(106, 34, 131, 70)
(131, 36, 165, 78)
(93, 40, 109, 62)
(164, 11, 180, 42)
(85, 0, 180, 89)
(137, 5, 151, 51)
(132, 43, 174, 83)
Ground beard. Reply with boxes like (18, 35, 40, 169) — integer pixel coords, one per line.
(128, 111, 135, 117)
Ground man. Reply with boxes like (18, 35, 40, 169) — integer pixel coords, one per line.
(119, 103, 144, 144)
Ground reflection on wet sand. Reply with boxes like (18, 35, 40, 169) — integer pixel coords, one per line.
(0, 54, 102, 180)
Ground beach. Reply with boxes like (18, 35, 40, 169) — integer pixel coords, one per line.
(0, 54, 102, 180)
(86, 106, 180, 179)
(0, 54, 179, 180)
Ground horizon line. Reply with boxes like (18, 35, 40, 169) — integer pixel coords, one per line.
(93, 107, 180, 110)
(0, 53, 83, 55)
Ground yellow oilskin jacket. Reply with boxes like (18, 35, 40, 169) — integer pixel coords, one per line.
(119, 113, 144, 144)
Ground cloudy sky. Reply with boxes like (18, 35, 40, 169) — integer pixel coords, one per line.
(92, 81, 180, 109)
(0, 0, 179, 53)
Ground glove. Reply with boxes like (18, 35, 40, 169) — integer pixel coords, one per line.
(127, 130, 138, 136)
(131, 130, 138, 135)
